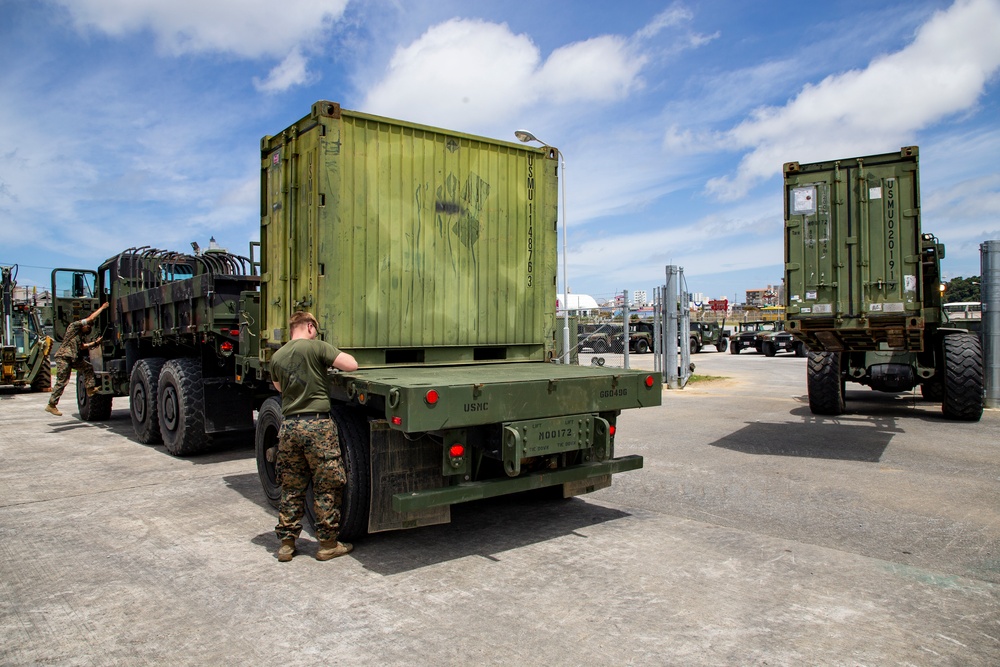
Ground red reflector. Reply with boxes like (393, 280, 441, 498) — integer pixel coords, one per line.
(645, 375, 654, 388)
(220, 341, 234, 352)
(425, 390, 439, 405)
(609, 425, 616, 437)
(229, 329, 240, 336)
(391, 416, 403, 426)
(449, 444, 465, 457)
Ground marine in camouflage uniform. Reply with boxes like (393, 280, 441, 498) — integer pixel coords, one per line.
(47, 302, 108, 415)
(269, 311, 359, 562)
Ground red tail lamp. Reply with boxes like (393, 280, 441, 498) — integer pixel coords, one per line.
(645, 375, 655, 388)
(449, 444, 465, 457)
(609, 425, 616, 437)
(220, 341, 234, 357)
(425, 389, 439, 405)
(391, 416, 403, 426)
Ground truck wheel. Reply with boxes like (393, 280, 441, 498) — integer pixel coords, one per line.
(611, 339, 625, 354)
(716, 340, 727, 353)
(594, 340, 610, 353)
(941, 332, 984, 421)
(763, 342, 776, 357)
(807, 351, 845, 415)
(30, 360, 51, 392)
(77, 373, 112, 421)
(330, 405, 372, 542)
(690, 338, 700, 354)
(255, 396, 283, 509)
(729, 340, 740, 354)
(794, 342, 807, 357)
(129, 358, 166, 444)
(635, 339, 649, 354)
(157, 358, 209, 456)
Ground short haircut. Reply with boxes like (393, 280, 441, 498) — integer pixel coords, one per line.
(289, 310, 319, 332)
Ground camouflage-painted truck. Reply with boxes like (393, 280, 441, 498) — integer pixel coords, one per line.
(783, 147, 984, 420)
(2, 265, 53, 391)
(54, 101, 663, 540)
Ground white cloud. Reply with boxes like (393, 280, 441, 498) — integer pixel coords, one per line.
(706, 0, 1000, 201)
(254, 49, 311, 93)
(362, 18, 648, 130)
(48, 0, 349, 59)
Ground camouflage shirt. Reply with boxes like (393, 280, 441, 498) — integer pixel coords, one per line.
(270, 338, 343, 416)
(54, 320, 89, 361)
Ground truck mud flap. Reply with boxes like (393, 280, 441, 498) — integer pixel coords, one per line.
(368, 421, 450, 533)
(392, 455, 642, 514)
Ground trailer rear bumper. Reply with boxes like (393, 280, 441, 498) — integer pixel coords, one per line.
(391, 454, 642, 513)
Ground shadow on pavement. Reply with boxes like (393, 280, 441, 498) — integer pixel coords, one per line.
(228, 471, 631, 575)
(709, 415, 898, 462)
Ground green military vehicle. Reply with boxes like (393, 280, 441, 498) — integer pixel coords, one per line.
(1, 265, 53, 392)
(729, 321, 773, 354)
(55, 101, 662, 539)
(783, 147, 983, 420)
(690, 321, 727, 353)
(755, 321, 806, 357)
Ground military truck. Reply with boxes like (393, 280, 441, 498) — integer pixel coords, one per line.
(755, 322, 805, 357)
(729, 321, 773, 354)
(783, 147, 983, 420)
(54, 101, 663, 539)
(1, 265, 53, 392)
(690, 321, 728, 353)
(577, 321, 653, 354)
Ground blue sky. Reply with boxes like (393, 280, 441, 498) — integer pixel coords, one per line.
(1, 0, 998, 306)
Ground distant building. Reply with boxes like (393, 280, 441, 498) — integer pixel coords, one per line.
(632, 290, 647, 307)
(745, 285, 781, 307)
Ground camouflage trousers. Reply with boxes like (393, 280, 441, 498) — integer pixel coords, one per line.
(49, 357, 96, 407)
(275, 417, 346, 543)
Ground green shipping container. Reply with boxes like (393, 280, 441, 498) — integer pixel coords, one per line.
(783, 147, 940, 351)
(260, 101, 558, 366)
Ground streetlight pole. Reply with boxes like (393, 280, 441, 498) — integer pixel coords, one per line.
(515, 130, 570, 364)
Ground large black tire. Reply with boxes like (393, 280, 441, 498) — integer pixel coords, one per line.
(157, 358, 208, 456)
(255, 396, 283, 509)
(594, 339, 610, 354)
(730, 339, 740, 354)
(794, 342, 807, 358)
(690, 338, 700, 354)
(763, 341, 776, 357)
(30, 359, 51, 392)
(77, 372, 113, 421)
(634, 338, 649, 354)
(329, 405, 371, 542)
(941, 333, 984, 421)
(129, 358, 166, 444)
(807, 351, 845, 415)
(716, 340, 727, 353)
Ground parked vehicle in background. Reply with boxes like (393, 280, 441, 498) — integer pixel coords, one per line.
(755, 322, 806, 357)
(1, 265, 53, 392)
(783, 147, 983, 420)
(729, 321, 774, 354)
(690, 321, 728, 353)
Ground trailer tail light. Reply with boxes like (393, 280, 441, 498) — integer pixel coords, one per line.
(391, 416, 403, 426)
(449, 444, 465, 457)
(220, 341, 234, 357)
(609, 425, 616, 437)
(425, 390, 439, 405)
(645, 375, 654, 388)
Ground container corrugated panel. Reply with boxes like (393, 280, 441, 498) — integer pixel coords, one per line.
(260, 102, 559, 366)
(784, 147, 922, 323)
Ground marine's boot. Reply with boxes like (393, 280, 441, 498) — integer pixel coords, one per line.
(277, 538, 296, 562)
(316, 540, 353, 561)
(45, 404, 62, 416)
